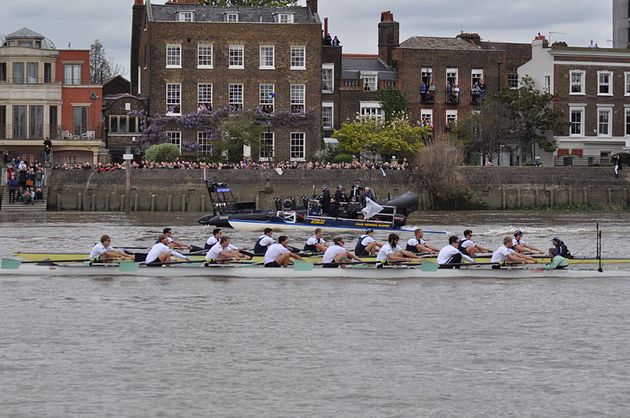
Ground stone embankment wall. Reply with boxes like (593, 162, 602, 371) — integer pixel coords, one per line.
(44, 167, 629, 212)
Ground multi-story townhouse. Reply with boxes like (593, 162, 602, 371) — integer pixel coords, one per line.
(130, 0, 322, 161)
(613, 0, 630, 49)
(0, 28, 103, 164)
(519, 35, 630, 165)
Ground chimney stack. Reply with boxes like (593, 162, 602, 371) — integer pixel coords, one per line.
(378, 11, 399, 67)
(307, 0, 318, 15)
(134, 0, 143, 5)
(166, 0, 199, 4)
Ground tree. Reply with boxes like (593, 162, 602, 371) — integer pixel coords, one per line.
(198, 0, 297, 5)
(89, 39, 124, 84)
(377, 87, 409, 122)
(144, 143, 181, 163)
(215, 113, 263, 162)
(333, 115, 427, 160)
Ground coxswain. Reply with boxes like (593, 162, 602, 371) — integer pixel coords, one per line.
(146, 234, 189, 266)
(205, 236, 250, 264)
(512, 230, 543, 254)
(376, 233, 421, 266)
(263, 236, 304, 267)
(542, 247, 569, 270)
(459, 229, 492, 257)
(405, 228, 439, 255)
(551, 237, 573, 259)
(354, 228, 382, 256)
(491, 236, 537, 269)
(204, 228, 222, 250)
(162, 227, 192, 250)
(253, 228, 275, 255)
(322, 237, 362, 267)
(303, 228, 328, 253)
(89, 235, 134, 262)
(437, 236, 475, 269)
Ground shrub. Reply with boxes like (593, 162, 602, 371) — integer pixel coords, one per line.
(332, 153, 354, 163)
(144, 143, 181, 163)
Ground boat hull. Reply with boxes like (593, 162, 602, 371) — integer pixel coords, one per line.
(228, 218, 408, 233)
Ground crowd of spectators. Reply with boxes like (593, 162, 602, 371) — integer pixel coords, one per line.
(3, 154, 45, 205)
(53, 158, 411, 172)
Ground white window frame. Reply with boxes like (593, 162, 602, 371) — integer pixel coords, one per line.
(166, 44, 182, 68)
(228, 83, 244, 112)
(198, 131, 213, 155)
(322, 63, 334, 93)
(197, 44, 213, 69)
(259, 83, 275, 114)
(625, 107, 630, 137)
(177, 11, 194, 22)
(259, 131, 275, 161)
(420, 109, 433, 127)
(471, 69, 483, 88)
(361, 71, 378, 91)
(197, 83, 213, 111)
(446, 68, 458, 86)
(570, 70, 586, 95)
(166, 83, 181, 115)
(225, 13, 239, 23)
(359, 101, 383, 120)
(290, 84, 305, 113)
(598, 71, 613, 96)
(446, 110, 458, 125)
(569, 105, 585, 137)
(166, 131, 181, 151)
(290, 132, 306, 161)
(597, 106, 613, 137)
(276, 13, 294, 23)
(322, 102, 334, 131)
(290, 46, 306, 70)
(625, 72, 630, 96)
(544, 75, 551, 94)
(508, 72, 519, 89)
(421, 68, 433, 85)
(229, 45, 244, 69)
(259, 45, 275, 70)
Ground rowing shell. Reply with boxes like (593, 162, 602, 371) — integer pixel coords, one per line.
(14, 252, 630, 265)
(0, 263, 627, 279)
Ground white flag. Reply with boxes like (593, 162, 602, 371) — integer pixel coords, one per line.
(362, 197, 384, 219)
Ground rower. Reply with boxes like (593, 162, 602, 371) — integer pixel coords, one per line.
(263, 236, 304, 267)
(437, 236, 475, 269)
(405, 228, 439, 255)
(162, 227, 192, 250)
(204, 228, 222, 250)
(89, 235, 134, 262)
(253, 228, 275, 256)
(354, 228, 382, 257)
(146, 234, 189, 266)
(512, 230, 543, 254)
(376, 233, 420, 266)
(459, 229, 491, 257)
(205, 236, 249, 264)
(303, 228, 328, 253)
(491, 236, 537, 269)
(551, 237, 573, 259)
(542, 247, 569, 270)
(322, 237, 362, 267)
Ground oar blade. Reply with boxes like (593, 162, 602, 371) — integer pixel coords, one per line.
(1, 258, 22, 270)
(119, 261, 140, 273)
(293, 260, 313, 271)
(420, 261, 439, 272)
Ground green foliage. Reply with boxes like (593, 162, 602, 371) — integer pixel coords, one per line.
(214, 113, 263, 163)
(313, 145, 337, 163)
(198, 0, 297, 5)
(144, 143, 181, 163)
(332, 153, 354, 163)
(333, 115, 427, 160)
(377, 87, 409, 122)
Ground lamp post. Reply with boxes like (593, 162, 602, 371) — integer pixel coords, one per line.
(497, 61, 502, 91)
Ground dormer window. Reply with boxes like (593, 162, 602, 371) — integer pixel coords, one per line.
(225, 13, 239, 23)
(276, 13, 294, 23)
(177, 11, 194, 22)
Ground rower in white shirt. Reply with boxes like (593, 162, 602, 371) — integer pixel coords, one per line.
(204, 228, 223, 250)
(322, 237, 362, 267)
(405, 228, 439, 254)
(437, 236, 475, 269)
(376, 233, 421, 265)
(89, 235, 134, 262)
(491, 236, 537, 268)
(162, 227, 192, 250)
(264, 236, 304, 267)
(512, 230, 543, 254)
(303, 228, 328, 253)
(254, 228, 275, 255)
(205, 236, 250, 264)
(459, 229, 491, 257)
(354, 229, 382, 256)
(146, 234, 189, 266)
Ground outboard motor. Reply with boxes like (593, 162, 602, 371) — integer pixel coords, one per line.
(382, 192, 420, 216)
(282, 198, 294, 210)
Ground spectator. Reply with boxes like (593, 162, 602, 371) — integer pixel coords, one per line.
(332, 36, 340, 46)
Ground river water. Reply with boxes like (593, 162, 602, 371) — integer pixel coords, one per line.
(1, 211, 629, 417)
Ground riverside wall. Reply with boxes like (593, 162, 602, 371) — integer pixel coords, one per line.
(40, 167, 630, 212)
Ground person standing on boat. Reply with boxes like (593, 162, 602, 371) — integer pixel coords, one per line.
(491, 236, 537, 268)
(146, 234, 189, 266)
(377, 233, 421, 265)
(512, 230, 543, 254)
(354, 229, 382, 256)
(264, 236, 304, 267)
(322, 237, 362, 267)
(254, 228, 275, 255)
(206, 236, 249, 264)
(459, 229, 492, 257)
(542, 247, 569, 270)
(163, 227, 192, 250)
(437, 236, 475, 269)
(303, 228, 328, 253)
(205, 228, 223, 250)
(89, 235, 134, 262)
(320, 186, 331, 214)
(405, 228, 439, 255)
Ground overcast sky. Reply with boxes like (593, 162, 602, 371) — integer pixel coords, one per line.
(0, 0, 614, 77)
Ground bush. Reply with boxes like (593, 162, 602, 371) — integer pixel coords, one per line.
(332, 153, 354, 163)
(144, 143, 181, 163)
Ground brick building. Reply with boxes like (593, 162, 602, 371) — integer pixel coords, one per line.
(0, 28, 103, 164)
(130, 0, 322, 161)
(519, 36, 630, 165)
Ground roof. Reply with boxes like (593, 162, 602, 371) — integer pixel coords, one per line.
(399, 36, 484, 51)
(341, 55, 396, 80)
(150, 4, 318, 24)
(5, 27, 45, 40)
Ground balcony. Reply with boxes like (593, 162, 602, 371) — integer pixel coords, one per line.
(471, 85, 486, 106)
(259, 104, 274, 115)
(446, 88, 460, 105)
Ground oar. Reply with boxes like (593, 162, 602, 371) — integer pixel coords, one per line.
(1, 258, 93, 270)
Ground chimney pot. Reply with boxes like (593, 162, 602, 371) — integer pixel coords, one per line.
(134, 0, 143, 5)
(381, 11, 394, 22)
